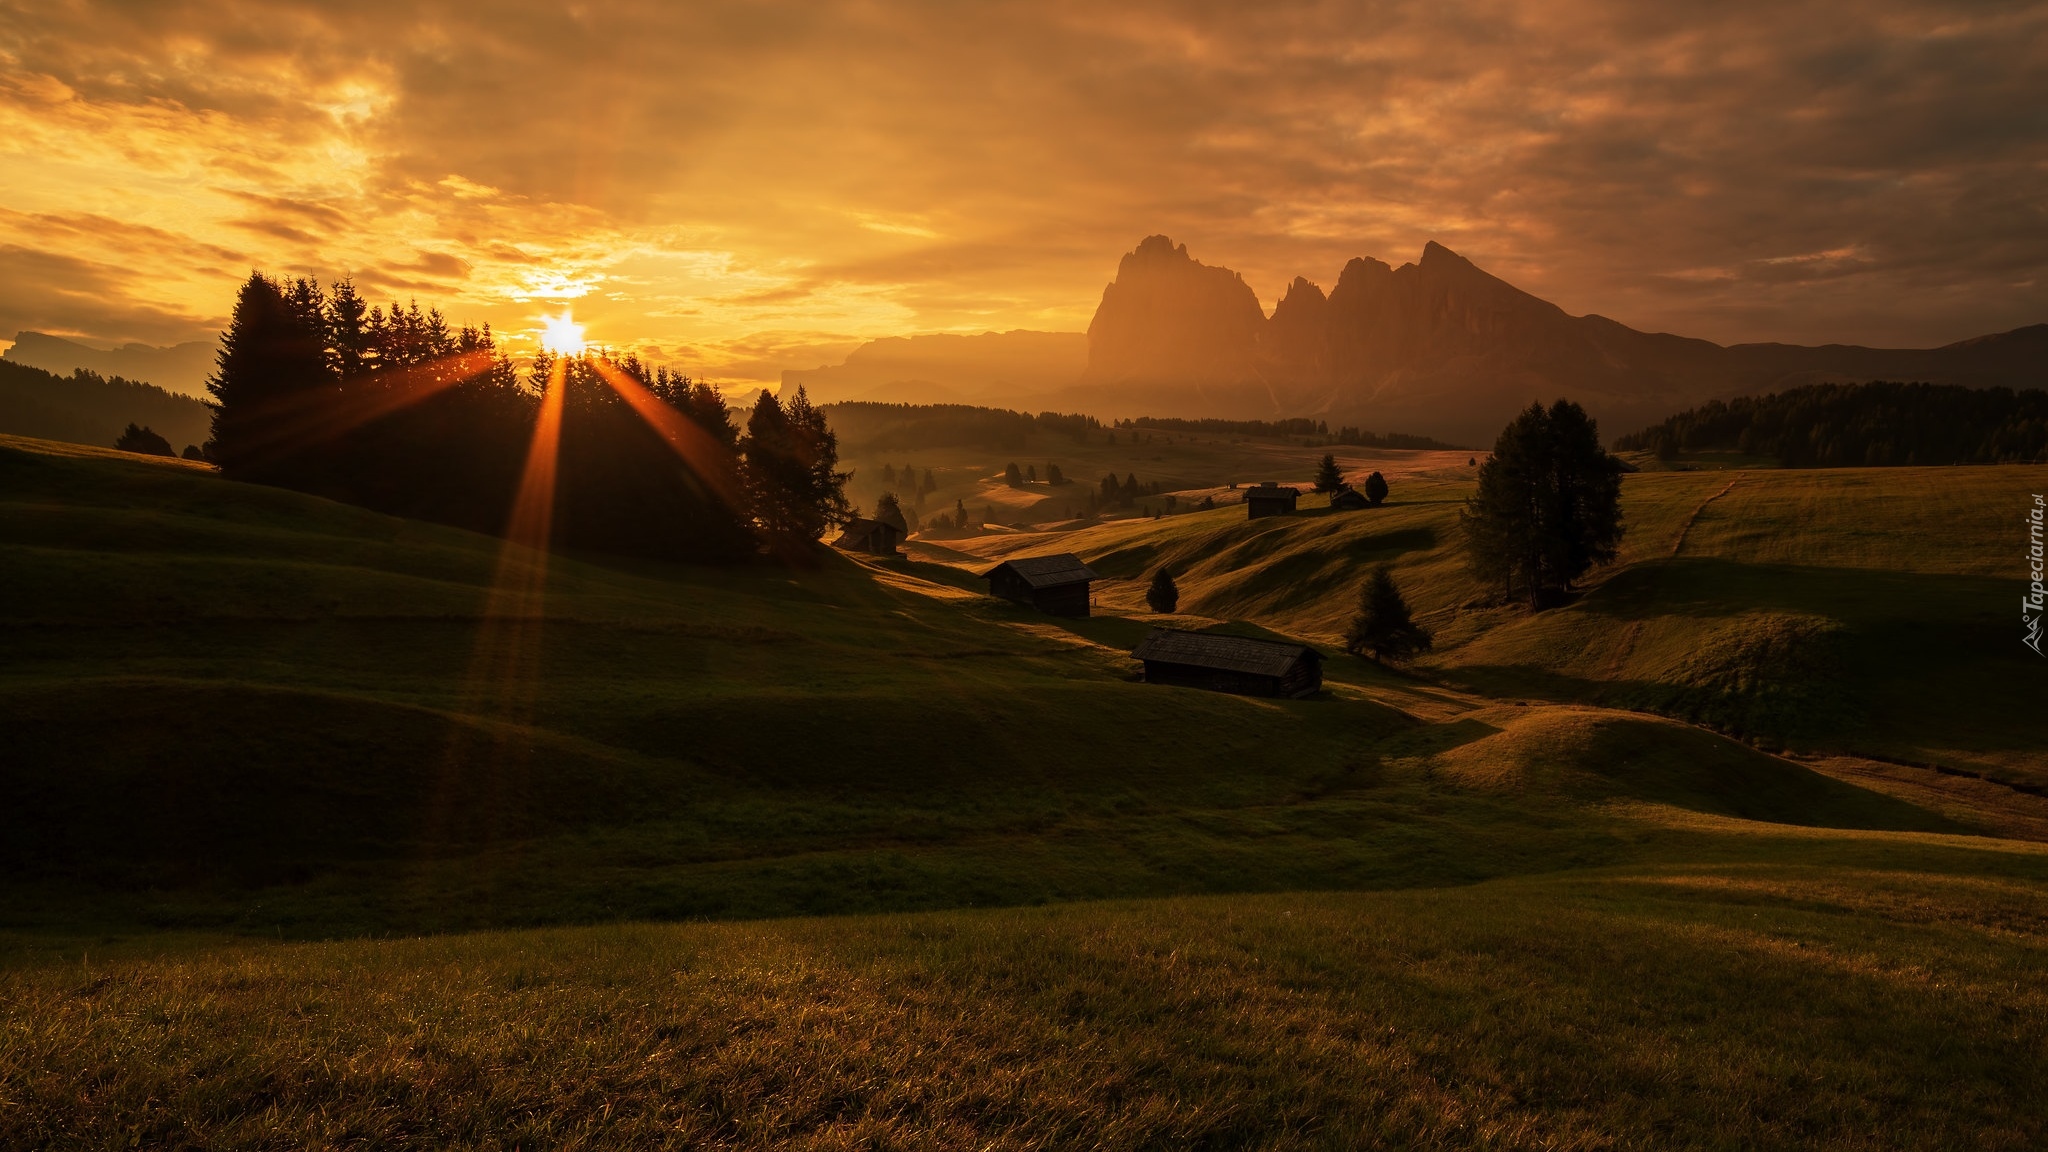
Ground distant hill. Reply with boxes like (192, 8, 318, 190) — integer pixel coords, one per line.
(0, 359, 213, 454)
(4, 331, 216, 398)
(1081, 236, 2048, 446)
(1614, 381, 2048, 466)
(783, 330, 1087, 405)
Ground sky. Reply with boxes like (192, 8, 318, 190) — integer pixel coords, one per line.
(2, 0, 2044, 391)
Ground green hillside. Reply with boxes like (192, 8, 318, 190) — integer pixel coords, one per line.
(5, 433, 2048, 1146)
(6, 433, 2026, 933)
(945, 463, 2047, 789)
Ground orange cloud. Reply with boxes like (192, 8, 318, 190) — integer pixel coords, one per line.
(0, 0, 2042, 376)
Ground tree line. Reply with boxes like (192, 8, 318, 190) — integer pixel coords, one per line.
(204, 272, 847, 561)
(822, 402, 1102, 452)
(1125, 415, 1458, 450)
(1614, 381, 2048, 466)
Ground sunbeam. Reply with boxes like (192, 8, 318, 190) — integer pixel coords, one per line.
(586, 357, 745, 507)
(231, 348, 501, 462)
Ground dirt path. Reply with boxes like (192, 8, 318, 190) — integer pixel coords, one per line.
(1669, 477, 1741, 557)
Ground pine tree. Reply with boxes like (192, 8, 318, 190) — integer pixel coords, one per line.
(1026, 464, 1038, 483)
(1344, 566, 1433, 662)
(1461, 400, 1624, 607)
(1005, 462, 1024, 487)
(114, 423, 174, 457)
(205, 272, 333, 484)
(1146, 567, 1179, 613)
(1313, 453, 1343, 492)
(784, 385, 852, 528)
(325, 278, 373, 379)
(1364, 471, 1389, 505)
(1046, 462, 1064, 486)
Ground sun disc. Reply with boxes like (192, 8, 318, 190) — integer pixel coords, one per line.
(539, 313, 586, 356)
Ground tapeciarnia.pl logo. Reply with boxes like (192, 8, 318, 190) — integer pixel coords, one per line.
(2028, 493, 2045, 657)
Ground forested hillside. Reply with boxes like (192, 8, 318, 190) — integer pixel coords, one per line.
(0, 359, 212, 453)
(1615, 381, 2048, 465)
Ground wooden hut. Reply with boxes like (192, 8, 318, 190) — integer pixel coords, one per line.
(981, 553, 1099, 617)
(1244, 482, 1300, 519)
(1131, 628, 1323, 698)
(833, 517, 903, 556)
(1329, 486, 1369, 511)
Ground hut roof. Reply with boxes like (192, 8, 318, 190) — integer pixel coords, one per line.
(1246, 483, 1300, 498)
(981, 553, 1100, 588)
(1131, 628, 1322, 676)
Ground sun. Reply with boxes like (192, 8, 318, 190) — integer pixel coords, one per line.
(539, 312, 587, 356)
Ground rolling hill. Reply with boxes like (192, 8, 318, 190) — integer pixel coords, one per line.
(5, 432, 2047, 1147)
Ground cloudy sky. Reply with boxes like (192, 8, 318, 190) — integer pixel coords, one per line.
(2, 0, 2044, 388)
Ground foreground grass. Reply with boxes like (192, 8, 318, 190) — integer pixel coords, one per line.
(6, 864, 2045, 1150)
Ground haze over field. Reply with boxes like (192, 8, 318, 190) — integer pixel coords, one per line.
(4, 0, 2047, 396)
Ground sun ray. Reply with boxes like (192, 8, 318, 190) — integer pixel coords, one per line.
(586, 357, 745, 507)
(235, 348, 502, 461)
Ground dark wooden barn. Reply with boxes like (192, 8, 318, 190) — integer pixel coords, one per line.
(981, 553, 1100, 617)
(1244, 482, 1300, 519)
(1131, 628, 1323, 698)
(1329, 486, 1369, 511)
(832, 517, 903, 556)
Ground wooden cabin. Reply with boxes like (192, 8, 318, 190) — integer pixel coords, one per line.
(1131, 628, 1323, 698)
(833, 517, 903, 556)
(1244, 482, 1300, 519)
(981, 553, 1100, 617)
(1329, 486, 1369, 511)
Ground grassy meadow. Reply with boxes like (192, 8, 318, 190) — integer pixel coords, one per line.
(3, 430, 2046, 1147)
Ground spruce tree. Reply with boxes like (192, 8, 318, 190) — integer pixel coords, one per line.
(205, 272, 332, 484)
(1344, 565, 1432, 663)
(1364, 471, 1389, 505)
(1005, 462, 1024, 487)
(114, 423, 174, 456)
(1461, 400, 1625, 607)
(1146, 567, 1179, 613)
(1313, 453, 1343, 492)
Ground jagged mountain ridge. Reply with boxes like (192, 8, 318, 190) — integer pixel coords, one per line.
(1084, 236, 2048, 444)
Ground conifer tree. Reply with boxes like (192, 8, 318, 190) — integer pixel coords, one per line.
(1005, 461, 1024, 487)
(1146, 566, 1179, 613)
(1045, 462, 1064, 485)
(1314, 453, 1344, 492)
(1364, 471, 1389, 505)
(114, 423, 174, 457)
(1344, 565, 1432, 663)
(1461, 400, 1624, 607)
(205, 272, 333, 484)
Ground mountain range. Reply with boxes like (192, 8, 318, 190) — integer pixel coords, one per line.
(788, 236, 2048, 446)
(3, 331, 216, 398)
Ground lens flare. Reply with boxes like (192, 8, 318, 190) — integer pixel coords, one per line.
(539, 312, 586, 356)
